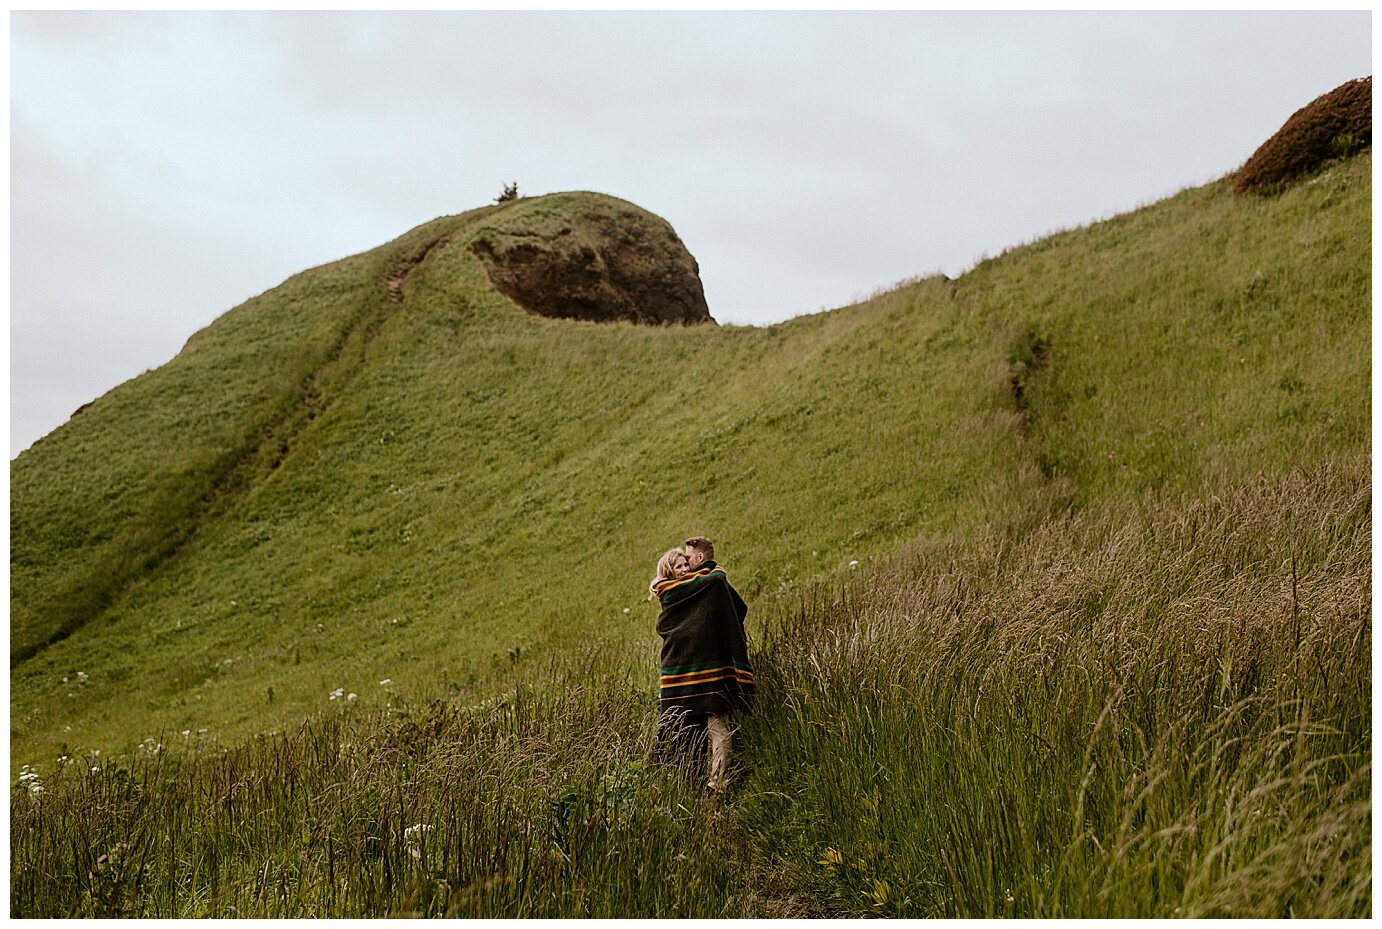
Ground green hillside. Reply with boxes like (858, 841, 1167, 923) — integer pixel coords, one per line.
(11, 195, 1033, 765)
(13, 158, 1368, 770)
(10, 150, 1370, 917)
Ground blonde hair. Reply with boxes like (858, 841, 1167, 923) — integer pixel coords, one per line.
(648, 548, 686, 600)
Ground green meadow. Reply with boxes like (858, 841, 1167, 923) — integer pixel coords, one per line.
(10, 151, 1370, 916)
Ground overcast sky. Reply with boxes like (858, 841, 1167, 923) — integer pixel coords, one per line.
(9, 10, 1372, 457)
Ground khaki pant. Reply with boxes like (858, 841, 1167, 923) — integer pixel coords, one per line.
(706, 713, 734, 791)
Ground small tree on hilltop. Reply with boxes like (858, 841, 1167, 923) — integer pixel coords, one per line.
(496, 181, 520, 203)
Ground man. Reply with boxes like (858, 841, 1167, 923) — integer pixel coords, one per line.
(651, 536, 753, 792)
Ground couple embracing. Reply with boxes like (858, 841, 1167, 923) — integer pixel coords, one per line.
(648, 536, 753, 793)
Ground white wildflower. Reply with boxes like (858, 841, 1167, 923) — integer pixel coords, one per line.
(329, 688, 345, 701)
(378, 679, 393, 686)
(849, 560, 859, 567)
(19, 765, 43, 794)
(346, 693, 358, 702)
(404, 822, 434, 860)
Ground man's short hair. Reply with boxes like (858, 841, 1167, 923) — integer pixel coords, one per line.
(683, 536, 715, 561)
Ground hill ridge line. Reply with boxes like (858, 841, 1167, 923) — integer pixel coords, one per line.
(10, 238, 446, 668)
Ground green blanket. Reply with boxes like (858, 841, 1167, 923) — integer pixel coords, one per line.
(654, 563, 753, 716)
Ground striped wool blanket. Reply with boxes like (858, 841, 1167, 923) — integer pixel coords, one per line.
(653, 562, 754, 716)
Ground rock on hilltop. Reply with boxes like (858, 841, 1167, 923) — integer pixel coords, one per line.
(468, 192, 714, 326)
(1236, 76, 1371, 195)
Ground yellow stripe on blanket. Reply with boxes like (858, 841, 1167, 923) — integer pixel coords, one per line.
(660, 665, 738, 686)
(652, 564, 726, 599)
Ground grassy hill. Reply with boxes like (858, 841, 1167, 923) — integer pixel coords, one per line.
(11, 194, 1045, 765)
(10, 151, 1370, 917)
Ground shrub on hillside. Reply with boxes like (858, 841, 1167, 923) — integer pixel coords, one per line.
(1235, 76, 1371, 195)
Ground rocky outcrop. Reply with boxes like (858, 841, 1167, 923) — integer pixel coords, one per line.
(469, 193, 714, 326)
(1236, 77, 1371, 195)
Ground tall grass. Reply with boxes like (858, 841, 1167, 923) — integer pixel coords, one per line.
(12, 455, 1368, 917)
(12, 675, 748, 917)
(736, 454, 1369, 917)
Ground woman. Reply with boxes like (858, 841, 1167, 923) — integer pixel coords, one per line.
(648, 548, 691, 601)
